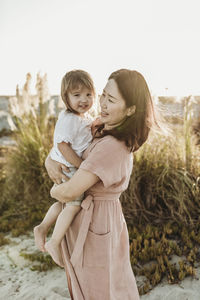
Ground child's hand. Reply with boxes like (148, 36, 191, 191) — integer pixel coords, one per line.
(91, 117, 103, 136)
(92, 117, 103, 126)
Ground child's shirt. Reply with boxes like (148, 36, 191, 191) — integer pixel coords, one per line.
(50, 110, 93, 167)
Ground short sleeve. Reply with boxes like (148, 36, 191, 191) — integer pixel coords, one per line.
(54, 111, 78, 144)
(79, 136, 129, 188)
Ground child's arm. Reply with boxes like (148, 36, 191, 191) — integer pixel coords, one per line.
(58, 142, 83, 168)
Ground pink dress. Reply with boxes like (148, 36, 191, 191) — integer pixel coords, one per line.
(61, 135, 140, 300)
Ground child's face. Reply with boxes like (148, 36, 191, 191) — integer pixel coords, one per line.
(68, 85, 94, 115)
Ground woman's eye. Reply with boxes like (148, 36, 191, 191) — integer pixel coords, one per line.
(108, 99, 114, 103)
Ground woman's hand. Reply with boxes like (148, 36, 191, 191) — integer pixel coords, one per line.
(50, 184, 62, 200)
(50, 182, 70, 203)
(45, 155, 70, 184)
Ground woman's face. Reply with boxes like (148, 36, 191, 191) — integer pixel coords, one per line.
(99, 79, 129, 130)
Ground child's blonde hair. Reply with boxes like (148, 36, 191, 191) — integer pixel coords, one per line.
(61, 70, 95, 114)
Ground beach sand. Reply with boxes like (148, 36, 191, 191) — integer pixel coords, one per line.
(140, 269, 200, 300)
(0, 232, 200, 300)
(0, 233, 70, 300)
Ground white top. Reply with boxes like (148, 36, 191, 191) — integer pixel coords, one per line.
(50, 110, 93, 167)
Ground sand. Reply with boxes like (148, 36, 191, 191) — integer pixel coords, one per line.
(0, 232, 200, 300)
(141, 269, 200, 300)
(0, 233, 70, 300)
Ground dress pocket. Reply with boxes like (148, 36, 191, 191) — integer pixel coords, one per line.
(83, 230, 111, 267)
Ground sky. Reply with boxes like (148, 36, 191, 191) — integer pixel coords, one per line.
(0, 0, 200, 96)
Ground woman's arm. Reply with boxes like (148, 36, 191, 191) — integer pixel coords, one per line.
(58, 142, 83, 168)
(50, 168, 99, 203)
(45, 155, 70, 184)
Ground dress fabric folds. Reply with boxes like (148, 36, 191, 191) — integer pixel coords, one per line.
(61, 135, 140, 300)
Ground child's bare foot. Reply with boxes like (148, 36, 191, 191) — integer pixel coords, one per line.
(45, 239, 64, 268)
(33, 225, 47, 252)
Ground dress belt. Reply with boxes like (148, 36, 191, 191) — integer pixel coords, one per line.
(70, 193, 120, 268)
(70, 194, 94, 268)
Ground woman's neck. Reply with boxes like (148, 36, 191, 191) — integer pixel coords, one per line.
(104, 118, 126, 131)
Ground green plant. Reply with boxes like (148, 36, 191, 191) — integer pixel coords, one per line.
(0, 233, 10, 246)
(128, 223, 199, 295)
(20, 250, 58, 271)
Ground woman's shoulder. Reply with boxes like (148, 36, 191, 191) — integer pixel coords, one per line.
(93, 135, 129, 154)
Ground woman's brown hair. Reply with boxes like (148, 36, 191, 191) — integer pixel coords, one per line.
(96, 69, 159, 152)
(61, 70, 96, 114)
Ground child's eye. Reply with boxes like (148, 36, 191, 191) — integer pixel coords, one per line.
(108, 99, 114, 103)
(87, 93, 92, 97)
(74, 94, 80, 97)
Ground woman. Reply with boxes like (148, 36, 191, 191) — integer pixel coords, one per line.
(46, 69, 158, 300)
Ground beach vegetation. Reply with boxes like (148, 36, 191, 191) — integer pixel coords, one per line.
(20, 250, 57, 271)
(0, 75, 200, 295)
(0, 73, 54, 235)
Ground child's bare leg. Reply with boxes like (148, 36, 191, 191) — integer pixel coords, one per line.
(34, 202, 62, 252)
(45, 205, 81, 267)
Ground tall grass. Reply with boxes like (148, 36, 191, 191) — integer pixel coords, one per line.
(121, 97, 200, 226)
(0, 73, 55, 235)
(121, 132, 200, 227)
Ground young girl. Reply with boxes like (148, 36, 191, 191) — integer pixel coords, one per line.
(34, 70, 95, 267)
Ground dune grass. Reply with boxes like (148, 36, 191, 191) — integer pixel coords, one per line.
(121, 129, 200, 227)
(0, 114, 54, 235)
(0, 75, 200, 294)
(0, 73, 54, 235)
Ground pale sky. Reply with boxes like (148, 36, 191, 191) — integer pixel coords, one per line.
(0, 0, 200, 96)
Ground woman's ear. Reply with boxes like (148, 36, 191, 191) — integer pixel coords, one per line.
(127, 105, 136, 116)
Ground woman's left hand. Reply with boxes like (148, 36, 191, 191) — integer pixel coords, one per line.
(50, 184, 57, 199)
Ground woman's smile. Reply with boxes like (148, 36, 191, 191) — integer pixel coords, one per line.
(100, 111, 109, 117)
